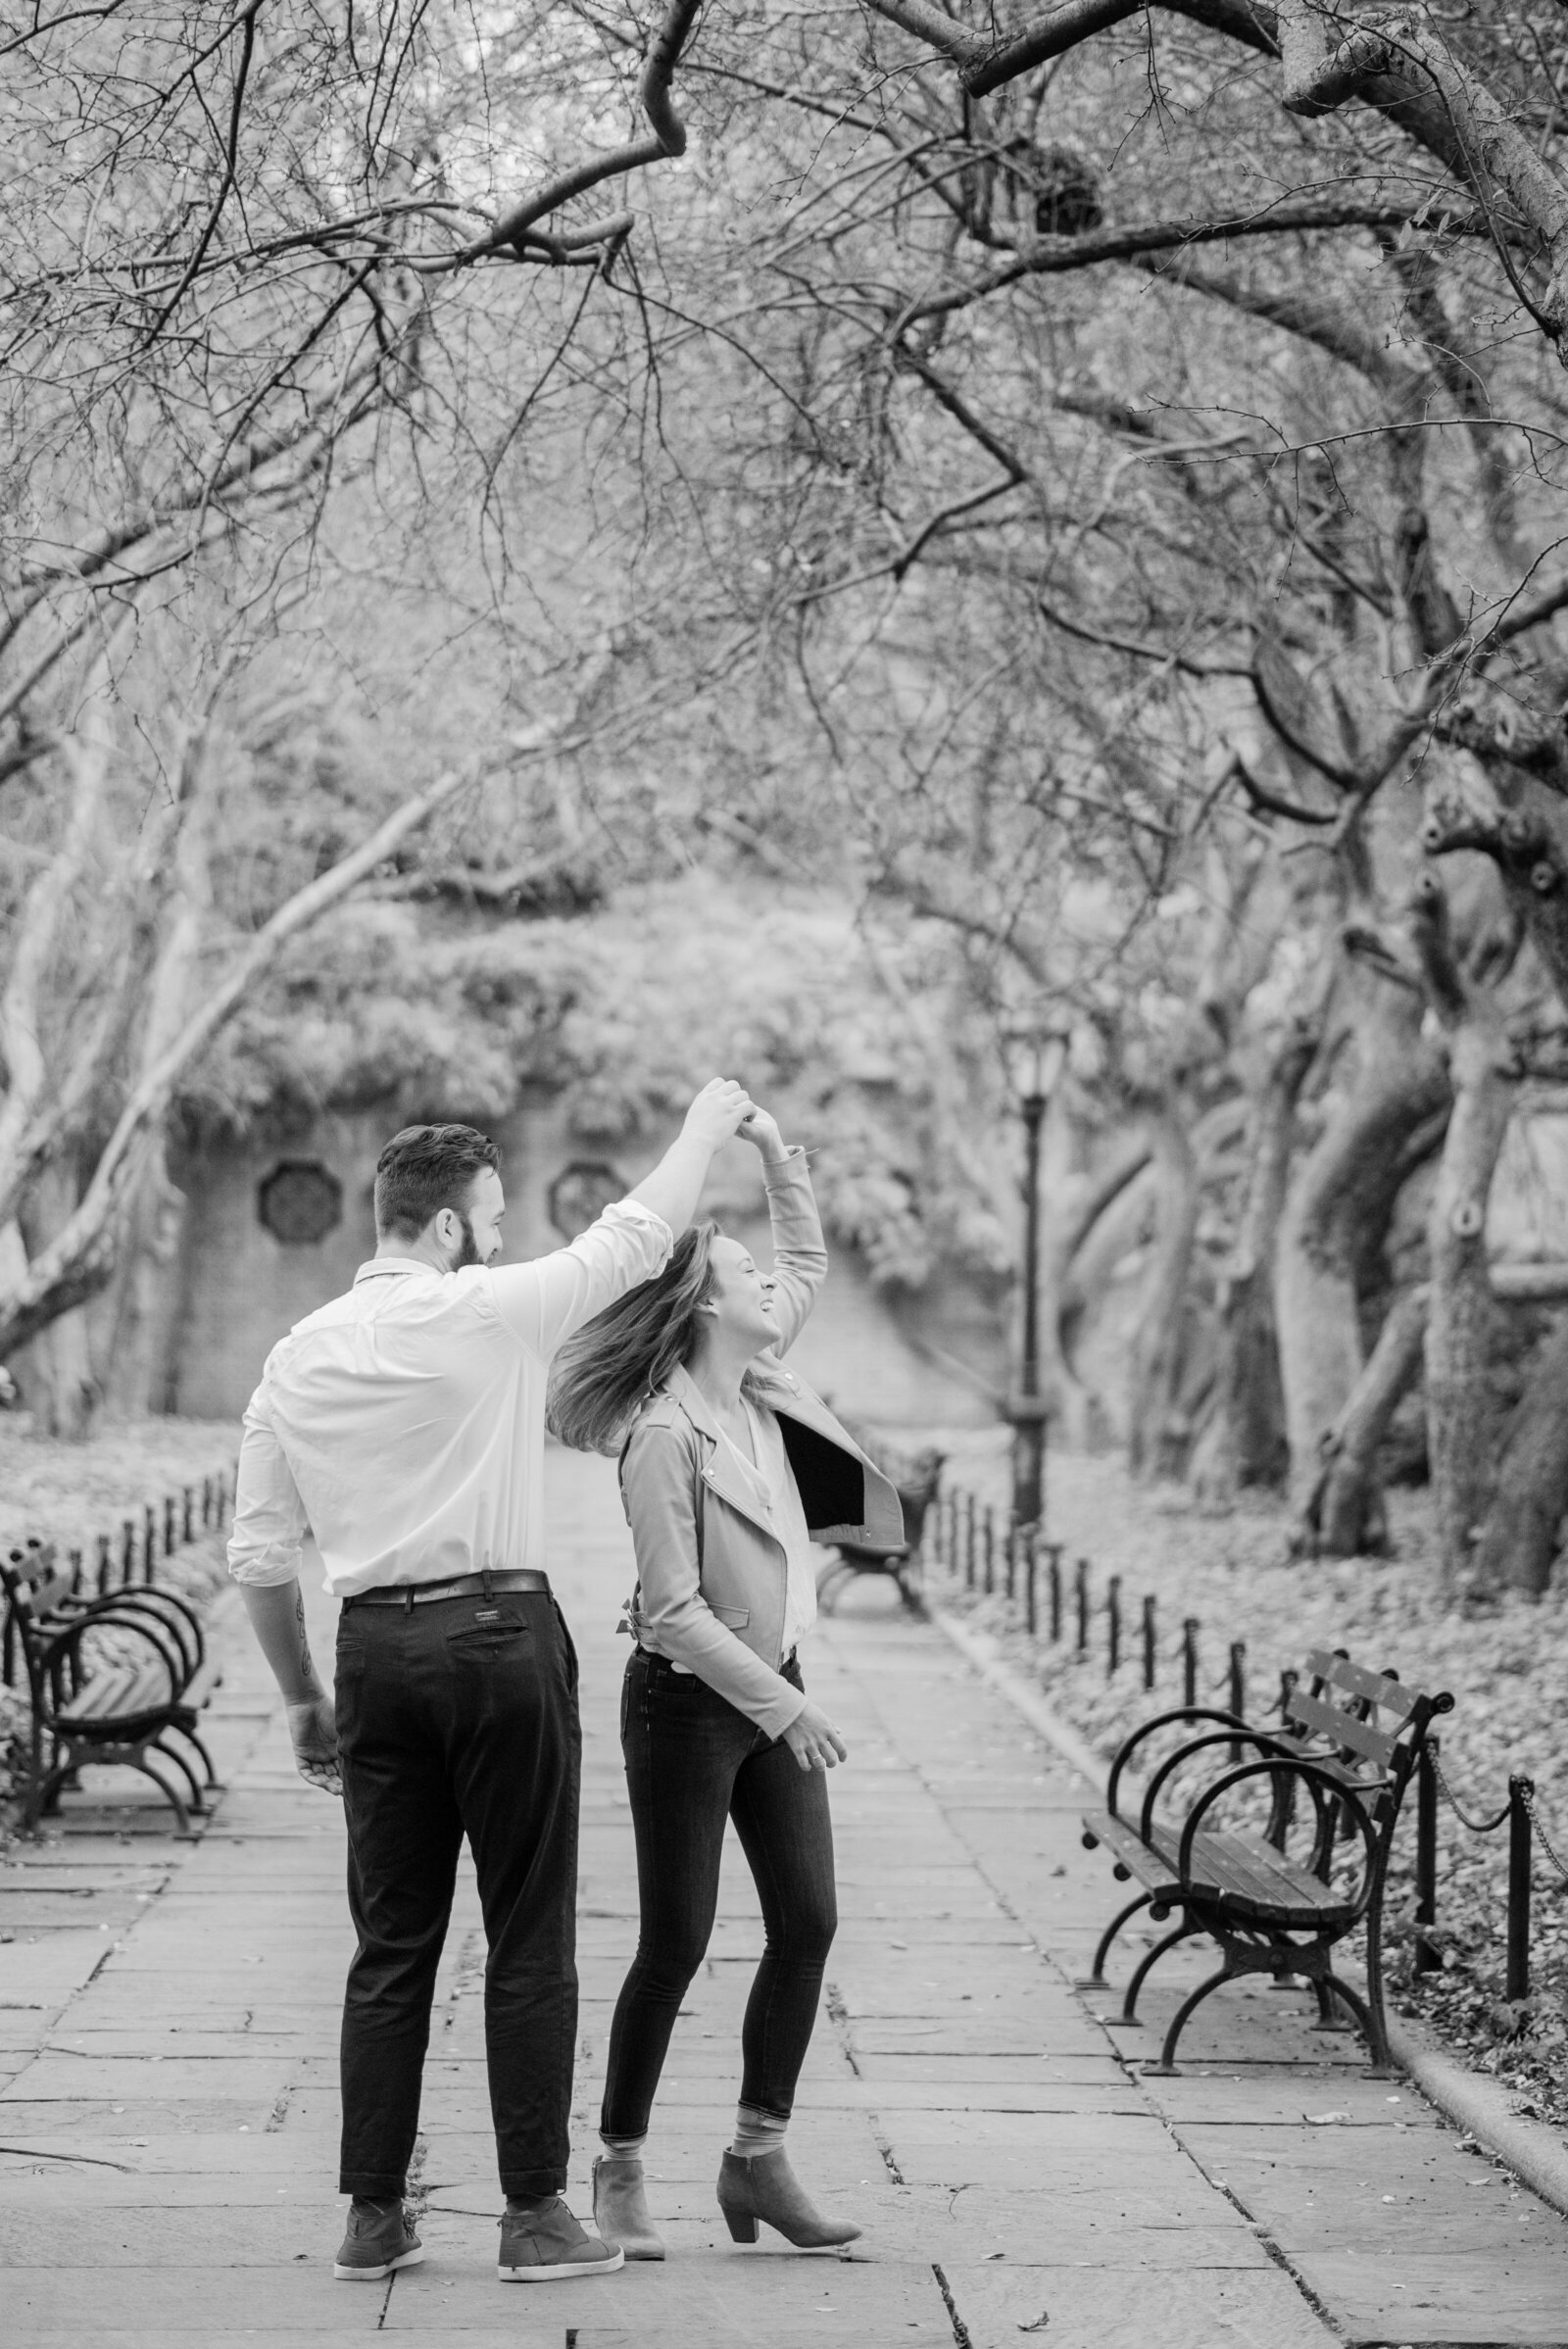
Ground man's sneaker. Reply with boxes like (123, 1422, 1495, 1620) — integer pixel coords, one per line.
(498, 2196, 624, 2281)
(333, 2200, 424, 2280)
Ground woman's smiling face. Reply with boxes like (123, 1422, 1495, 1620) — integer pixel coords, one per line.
(704, 1235, 779, 1354)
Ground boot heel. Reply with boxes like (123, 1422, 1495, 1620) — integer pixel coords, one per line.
(722, 2208, 760, 2243)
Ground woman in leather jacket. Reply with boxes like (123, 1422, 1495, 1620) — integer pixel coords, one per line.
(548, 1107, 904, 2261)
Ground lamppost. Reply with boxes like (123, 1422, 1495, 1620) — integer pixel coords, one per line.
(1004, 1020, 1071, 1532)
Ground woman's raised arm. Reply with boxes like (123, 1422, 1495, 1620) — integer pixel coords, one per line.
(741, 1114, 827, 1356)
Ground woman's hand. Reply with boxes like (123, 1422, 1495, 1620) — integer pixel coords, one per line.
(780, 1701, 848, 1773)
(681, 1077, 756, 1153)
(738, 1108, 788, 1163)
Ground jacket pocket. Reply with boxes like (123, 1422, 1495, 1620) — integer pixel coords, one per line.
(708, 1601, 751, 1629)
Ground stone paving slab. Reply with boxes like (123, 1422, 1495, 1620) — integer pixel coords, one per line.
(5, 1447, 1567, 2346)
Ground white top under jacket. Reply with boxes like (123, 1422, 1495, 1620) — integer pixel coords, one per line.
(225, 1199, 672, 1598)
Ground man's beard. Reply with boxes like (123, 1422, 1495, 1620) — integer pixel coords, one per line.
(450, 1212, 483, 1271)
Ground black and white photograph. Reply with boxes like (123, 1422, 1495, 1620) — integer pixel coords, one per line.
(6, 4, 1568, 2343)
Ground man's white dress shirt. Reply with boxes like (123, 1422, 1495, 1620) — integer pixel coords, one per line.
(226, 1200, 672, 1599)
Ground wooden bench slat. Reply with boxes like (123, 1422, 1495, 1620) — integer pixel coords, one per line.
(171, 1657, 221, 1712)
(1303, 1648, 1420, 1719)
(59, 1664, 172, 1726)
(1286, 1689, 1397, 1763)
(1084, 1812, 1351, 1921)
(56, 1667, 139, 1721)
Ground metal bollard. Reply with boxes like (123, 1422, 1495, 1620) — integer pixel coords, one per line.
(121, 1518, 135, 1589)
(983, 1506, 996, 1597)
(1413, 1737, 1442, 1975)
(1075, 1557, 1090, 1654)
(964, 1492, 977, 1591)
(1025, 1536, 1039, 1638)
(202, 1476, 213, 1530)
(1228, 1639, 1246, 1716)
(1182, 1617, 1199, 1709)
(143, 1503, 158, 1585)
(1142, 1594, 1156, 1692)
(69, 1544, 83, 1594)
(164, 1495, 176, 1557)
(1228, 1640, 1247, 1763)
(1507, 1775, 1534, 2003)
(1004, 1522, 1018, 1606)
(96, 1533, 112, 1596)
(1106, 1575, 1121, 1680)
(1048, 1545, 1062, 1641)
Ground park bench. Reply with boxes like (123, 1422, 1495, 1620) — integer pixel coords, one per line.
(815, 1448, 944, 1615)
(1079, 1647, 1453, 2074)
(2, 1540, 222, 1835)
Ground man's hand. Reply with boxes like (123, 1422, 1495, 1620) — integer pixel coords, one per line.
(681, 1077, 756, 1153)
(738, 1108, 788, 1163)
(780, 1701, 849, 1774)
(630, 1078, 759, 1235)
(286, 1691, 342, 1796)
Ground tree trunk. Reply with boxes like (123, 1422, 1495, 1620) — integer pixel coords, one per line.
(1470, 1313, 1568, 1597)
(1297, 1282, 1429, 1557)
(96, 1142, 187, 1418)
(1424, 1014, 1516, 1596)
(1126, 1102, 1200, 1481)
(14, 1163, 98, 1439)
(1275, 976, 1448, 1546)
(0, 762, 474, 1360)
(1040, 1126, 1151, 1449)
(1191, 1026, 1315, 1507)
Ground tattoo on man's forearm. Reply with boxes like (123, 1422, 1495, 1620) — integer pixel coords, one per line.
(294, 1586, 315, 1686)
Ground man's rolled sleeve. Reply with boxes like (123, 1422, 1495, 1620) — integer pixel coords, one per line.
(226, 1382, 309, 1588)
(490, 1199, 674, 1358)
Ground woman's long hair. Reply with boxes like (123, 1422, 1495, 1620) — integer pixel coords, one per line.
(548, 1220, 724, 1455)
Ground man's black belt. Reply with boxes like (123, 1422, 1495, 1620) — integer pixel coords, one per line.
(344, 1569, 551, 1608)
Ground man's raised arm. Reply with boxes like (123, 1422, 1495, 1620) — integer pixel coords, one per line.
(491, 1078, 756, 1358)
(626, 1078, 755, 1235)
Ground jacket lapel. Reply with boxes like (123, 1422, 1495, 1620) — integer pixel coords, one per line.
(666, 1367, 781, 1546)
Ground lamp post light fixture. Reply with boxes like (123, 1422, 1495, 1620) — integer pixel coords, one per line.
(1003, 1019, 1071, 1533)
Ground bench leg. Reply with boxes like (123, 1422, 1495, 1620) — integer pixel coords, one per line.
(151, 1736, 208, 1817)
(1081, 1890, 1153, 1987)
(1121, 1922, 1202, 2024)
(165, 1721, 222, 1794)
(126, 1752, 194, 1836)
(1315, 1971, 1392, 2072)
(1142, 1961, 1236, 2076)
(23, 1759, 71, 1834)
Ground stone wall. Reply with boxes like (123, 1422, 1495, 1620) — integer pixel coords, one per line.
(159, 1094, 1004, 1433)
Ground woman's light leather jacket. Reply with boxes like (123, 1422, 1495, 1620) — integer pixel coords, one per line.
(618, 1148, 906, 1738)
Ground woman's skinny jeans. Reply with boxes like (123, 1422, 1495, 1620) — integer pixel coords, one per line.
(600, 1648, 836, 2136)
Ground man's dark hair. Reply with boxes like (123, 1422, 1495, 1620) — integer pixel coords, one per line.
(374, 1124, 500, 1242)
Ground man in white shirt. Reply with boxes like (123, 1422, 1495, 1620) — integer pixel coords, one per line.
(227, 1079, 753, 2288)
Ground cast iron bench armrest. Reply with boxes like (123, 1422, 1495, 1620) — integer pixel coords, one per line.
(52, 1589, 205, 1684)
(1104, 1707, 1248, 1818)
(39, 1605, 188, 1703)
(1175, 1754, 1378, 1914)
(1137, 1727, 1301, 1844)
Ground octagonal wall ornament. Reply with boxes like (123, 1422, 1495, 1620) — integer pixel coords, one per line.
(548, 1159, 626, 1242)
(258, 1159, 345, 1248)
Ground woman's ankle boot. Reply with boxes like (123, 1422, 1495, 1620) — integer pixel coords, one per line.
(716, 2147, 861, 2248)
(591, 2153, 664, 2260)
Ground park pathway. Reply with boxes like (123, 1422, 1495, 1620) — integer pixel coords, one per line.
(5, 1446, 1568, 2345)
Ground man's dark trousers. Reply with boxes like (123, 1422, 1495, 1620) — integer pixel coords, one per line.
(334, 1589, 580, 2200)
